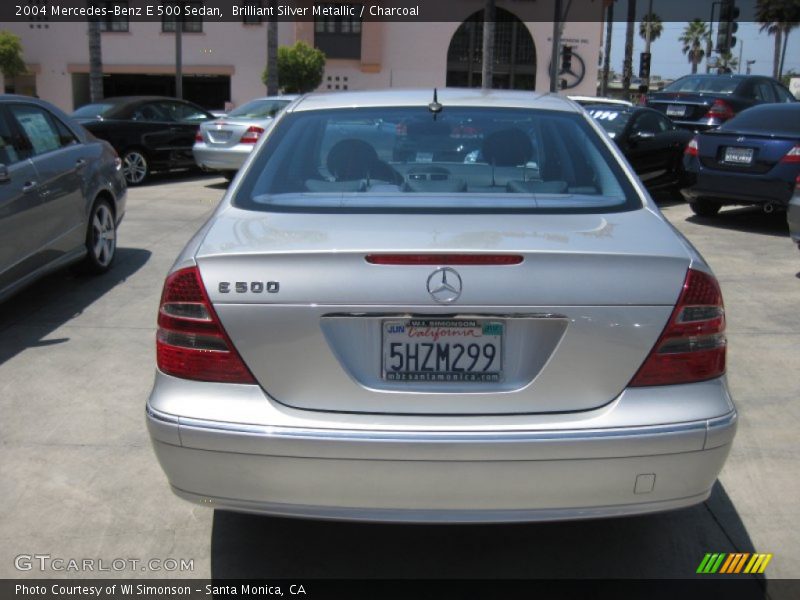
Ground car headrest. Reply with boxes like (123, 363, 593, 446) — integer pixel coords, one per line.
(327, 139, 379, 181)
(481, 129, 533, 167)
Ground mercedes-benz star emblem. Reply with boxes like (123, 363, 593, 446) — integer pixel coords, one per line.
(426, 267, 462, 304)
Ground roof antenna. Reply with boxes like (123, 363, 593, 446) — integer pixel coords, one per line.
(428, 88, 443, 119)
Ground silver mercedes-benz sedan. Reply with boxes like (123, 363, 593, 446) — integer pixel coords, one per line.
(193, 95, 297, 180)
(147, 89, 736, 523)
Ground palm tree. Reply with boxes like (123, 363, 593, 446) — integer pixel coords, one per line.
(482, 0, 495, 89)
(639, 12, 663, 43)
(757, 0, 783, 78)
(88, 18, 103, 102)
(621, 0, 636, 100)
(600, 0, 614, 96)
(718, 50, 740, 73)
(266, 0, 278, 95)
(680, 19, 708, 74)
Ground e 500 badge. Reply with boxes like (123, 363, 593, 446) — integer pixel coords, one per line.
(218, 281, 280, 294)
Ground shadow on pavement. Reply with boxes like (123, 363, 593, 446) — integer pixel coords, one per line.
(211, 481, 765, 588)
(0, 247, 151, 365)
(139, 169, 220, 188)
(687, 206, 789, 238)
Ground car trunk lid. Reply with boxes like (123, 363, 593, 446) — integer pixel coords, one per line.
(194, 206, 691, 415)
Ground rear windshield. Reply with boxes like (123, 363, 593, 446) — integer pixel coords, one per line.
(663, 76, 740, 94)
(228, 99, 291, 119)
(587, 108, 632, 138)
(233, 107, 640, 213)
(72, 103, 116, 119)
(719, 107, 800, 135)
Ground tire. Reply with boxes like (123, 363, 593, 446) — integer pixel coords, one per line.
(121, 148, 150, 186)
(81, 198, 117, 274)
(690, 199, 722, 217)
(223, 170, 237, 181)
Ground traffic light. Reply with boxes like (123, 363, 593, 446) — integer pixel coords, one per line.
(639, 52, 651, 79)
(561, 45, 573, 72)
(717, 0, 740, 53)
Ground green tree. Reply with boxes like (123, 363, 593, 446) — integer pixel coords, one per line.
(0, 31, 26, 82)
(263, 41, 326, 94)
(757, 0, 800, 79)
(639, 12, 663, 43)
(680, 19, 708, 74)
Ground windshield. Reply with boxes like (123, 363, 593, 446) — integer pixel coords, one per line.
(587, 108, 632, 138)
(234, 106, 639, 213)
(72, 103, 116, 119)
(228, 99, 291, 119)
(663, 76, 740, 94)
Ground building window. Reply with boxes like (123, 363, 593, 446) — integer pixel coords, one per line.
(314, 3, 361, 59)
(99, 1, 130, 32)
(162, 1, 204, 33)
(241, 0, 263, 24)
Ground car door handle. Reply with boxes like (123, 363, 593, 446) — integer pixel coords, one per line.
(75, 158, 87, 170)
(22, 181, 38, 193)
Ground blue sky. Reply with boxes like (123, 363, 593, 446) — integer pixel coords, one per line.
(607, 21, 799, 80)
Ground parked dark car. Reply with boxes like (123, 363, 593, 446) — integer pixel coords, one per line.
(645, 74, 796, 132)
(681, 104, 800, 216)
(587, 104, 693, 191)
(0, 94, 126, 302)
(72, 96, 215, 185)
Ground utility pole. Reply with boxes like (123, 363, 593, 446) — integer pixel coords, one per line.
(266, 0, 278, 95)
(738, 39, 743, 74)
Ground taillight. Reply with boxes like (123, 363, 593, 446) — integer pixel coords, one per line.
(240, 126, 264, 144)
(780, 144, 800, 164)
(396, 122, 407, 136)
(156, 267, 256, 384)
(365, 254, 523, 265)
(194, 129, 203, 143)
(630, 268, 726, 387)
(685, 136, 699, 157)
(704, 99, 735, 121)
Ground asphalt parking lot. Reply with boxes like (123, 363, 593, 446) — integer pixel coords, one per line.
(1, 174, 798, 581)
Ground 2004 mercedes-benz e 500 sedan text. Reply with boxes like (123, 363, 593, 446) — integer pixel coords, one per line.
(147, 89, 736, 523)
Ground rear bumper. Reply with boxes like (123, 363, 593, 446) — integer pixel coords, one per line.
(147, 373, 737, 522)
(682, 172, 793, 206)
(192, 144, 251, 171)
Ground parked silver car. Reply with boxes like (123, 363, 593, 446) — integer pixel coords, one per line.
(193, 95, 297, 180)
(0, 95, 126, 302)
(148, 89, 736, 522)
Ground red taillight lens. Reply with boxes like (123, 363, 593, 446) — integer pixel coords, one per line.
(240, 126, 265, 144)
(156, 267, 256, 384)
(395, 122, 407, 136)
(780, 145, 800, 164)
(704, 99, 735, 121)
(365, 254, 524, 265)
(684, 136, 699, 157)
(630, 268, 726, 387)
(195, 129, 203, 143)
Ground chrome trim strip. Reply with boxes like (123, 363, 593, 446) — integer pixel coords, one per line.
(147, 404, 722, 444)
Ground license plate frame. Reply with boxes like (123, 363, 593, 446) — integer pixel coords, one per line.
(381, 318, 504, 383)
(666, 104, 686, 117)
(723, 146, 754, 165)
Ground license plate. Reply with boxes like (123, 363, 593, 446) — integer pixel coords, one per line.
(382, 319, 503, 383)
(208, 130, 232, 143)
(723, 147, 754, 164)
(666, 104, 686, 117)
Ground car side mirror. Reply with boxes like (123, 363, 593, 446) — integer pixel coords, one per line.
(0, 163, 9, 183)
